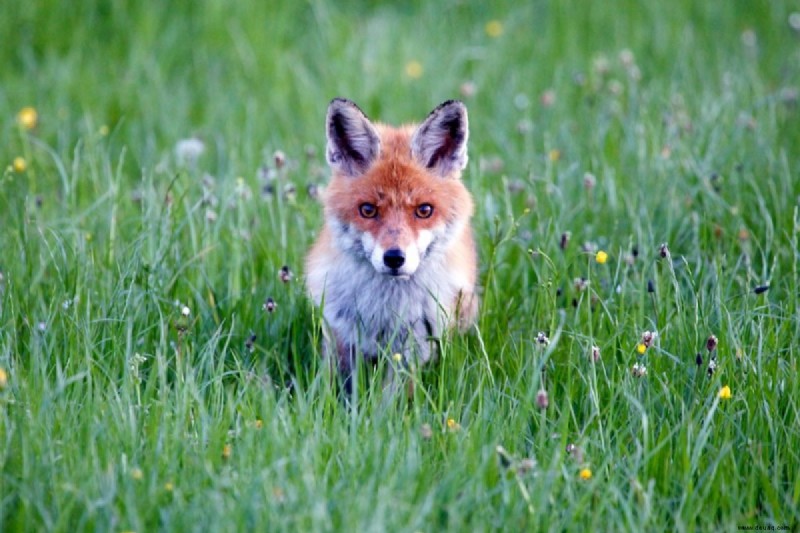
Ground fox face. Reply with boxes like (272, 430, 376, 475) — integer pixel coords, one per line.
(306, 98, 478, 394)
(323, 98, 472, 278)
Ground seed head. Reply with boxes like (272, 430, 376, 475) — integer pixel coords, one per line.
(420, 423, 433, 440)
(573, 277, 589, 291)
(583, 172, 597, 190)
(590, 345, 600, 362)
(181, 305, 191, 317)
(459, 81, 477, 98)
(754, 285, 769, 294)
(283, 182, 297, 201)
(658, 243, 670, 259)
(273, 150, 286, 169)
(565, 443, 583, 463)
(279, 265, 293, 283)
(245, 332, 257, 353)
(559, 231, 571, 250)
(706, 334, 718, 352)
(632, 363, 647, 378)
(496, 445, 513, 468)
(174, 137, 205, 167)
(790, 12, 800, 31)
(536, 332, 550, 346)
(517, 458, 536, 475)
(641, 330, 657, 348)
(707, 358, 717, 377)
(540, 89, 556, 107)
(647, 279, 655, 293)
(263, 297, 276, 313)
(695, 352, 703, 366)
(536, 389, 549, 409)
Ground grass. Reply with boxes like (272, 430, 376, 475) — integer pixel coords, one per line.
(1, 0, 799, 531)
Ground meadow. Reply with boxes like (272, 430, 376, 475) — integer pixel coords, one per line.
(1, 0, 799, 531)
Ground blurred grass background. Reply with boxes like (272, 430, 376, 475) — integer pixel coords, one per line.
(1, 0, 799, 531)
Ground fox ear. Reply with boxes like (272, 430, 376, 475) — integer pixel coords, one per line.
(411, 100, 469, 177)
(326, 98, 381, 177)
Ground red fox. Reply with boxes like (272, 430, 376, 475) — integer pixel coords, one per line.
(305, 98, 478, 392)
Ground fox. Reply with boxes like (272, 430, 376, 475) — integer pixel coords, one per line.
(305, 98, 478, 393)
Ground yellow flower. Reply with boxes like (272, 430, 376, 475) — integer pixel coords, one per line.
(0, 367, 8, 389)
(405, 61, 423, 79)
(718, 385, 732, 400)
(392, 353, 403, 363)
(254, 419, 263, 429)
(13, 157, 27, 173)
(579, 468, 592, 480)
(446, 418, 461, 432)
(222, 443, 232, 459)
(485, 20, 504, 38)
(131, 467, 143, 480)
(595, 250, 608, 264)
(164, 481, 174, 492)
(636, 343, 647, 355)
(548, 149, 561, 162)
(17, 106, 38, 130)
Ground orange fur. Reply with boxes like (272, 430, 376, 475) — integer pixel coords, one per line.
(305, 99, 477, 393)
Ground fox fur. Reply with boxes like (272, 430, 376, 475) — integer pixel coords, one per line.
(305, 98, 478, 392)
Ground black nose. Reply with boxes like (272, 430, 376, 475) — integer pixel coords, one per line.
(383, 248, 405, 269)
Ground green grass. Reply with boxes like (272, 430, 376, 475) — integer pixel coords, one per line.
(1, 0, 799, 531)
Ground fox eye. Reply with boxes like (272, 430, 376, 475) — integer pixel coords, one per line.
(359, 203, 378, 218)
(415, 203, 434, 219)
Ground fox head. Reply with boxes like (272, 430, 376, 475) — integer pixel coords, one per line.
(323, 98, 473, 278)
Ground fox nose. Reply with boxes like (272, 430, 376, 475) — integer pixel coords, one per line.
(383, 248, 406, 269)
